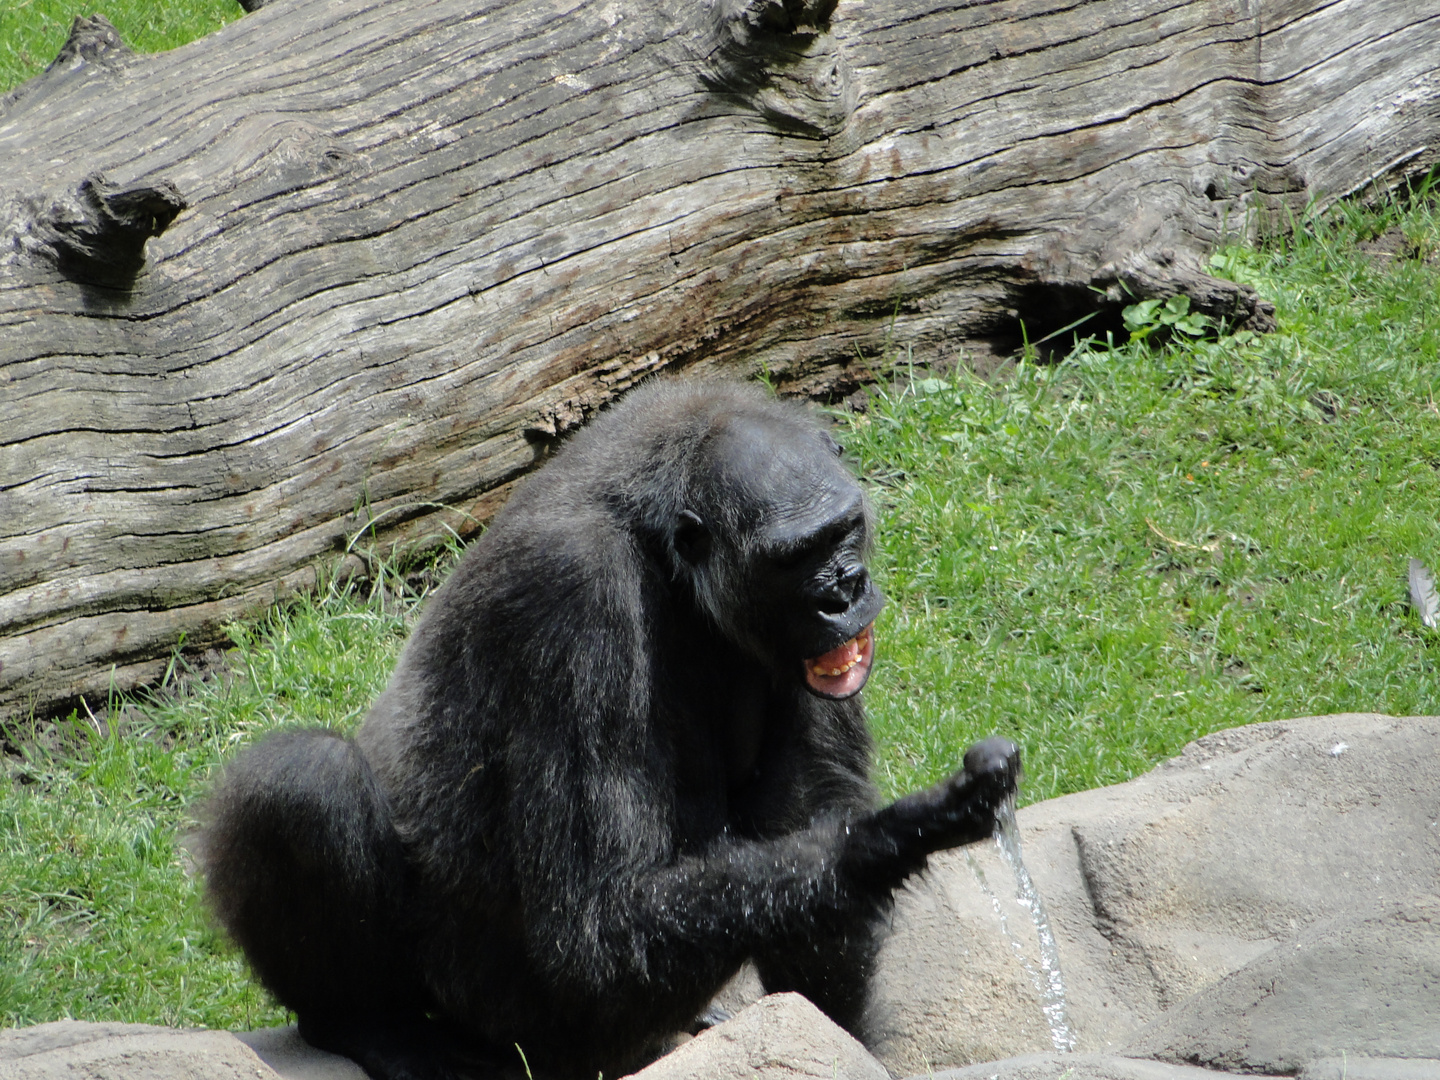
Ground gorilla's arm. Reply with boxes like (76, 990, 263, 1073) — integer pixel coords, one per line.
(508, 719, 1018, 1032)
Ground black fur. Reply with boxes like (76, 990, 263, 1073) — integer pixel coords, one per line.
(201, 380, 1020, 1080)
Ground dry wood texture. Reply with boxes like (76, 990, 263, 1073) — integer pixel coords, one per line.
(1, 0, 1438, 718)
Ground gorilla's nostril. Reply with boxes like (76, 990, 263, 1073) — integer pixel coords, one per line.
(841, 567, 868, 600)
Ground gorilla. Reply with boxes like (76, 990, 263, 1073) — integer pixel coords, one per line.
(201, 379, 1020, 1080)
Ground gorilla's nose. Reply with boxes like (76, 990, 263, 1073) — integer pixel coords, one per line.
(816, 566, 869, 615)
(839, 565, 868, 602)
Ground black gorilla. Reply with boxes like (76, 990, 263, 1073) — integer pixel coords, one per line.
(202, 380, 1020, 1080)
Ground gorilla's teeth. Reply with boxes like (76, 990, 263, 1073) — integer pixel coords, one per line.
(807, 624, 872, 680)
(814, 649, 861, 677)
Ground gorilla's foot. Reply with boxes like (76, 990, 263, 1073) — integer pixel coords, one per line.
(297, 1014, 493, 1080)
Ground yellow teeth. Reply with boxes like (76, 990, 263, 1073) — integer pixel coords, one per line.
(810, 627, 869, 677)
(813, 655, 861, 677)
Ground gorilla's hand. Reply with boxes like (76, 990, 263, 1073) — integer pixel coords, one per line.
(962, 736, 1023, 806)
(900, 735, 1021, 849)
(842, 737, 1021, 893)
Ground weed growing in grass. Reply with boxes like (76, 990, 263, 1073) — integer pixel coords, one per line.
(0, 0, 241, 93)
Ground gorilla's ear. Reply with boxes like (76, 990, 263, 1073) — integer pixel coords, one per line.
(674, 510, 712, 566)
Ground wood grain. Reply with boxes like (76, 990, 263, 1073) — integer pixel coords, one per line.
(1, 0, 1437, 717)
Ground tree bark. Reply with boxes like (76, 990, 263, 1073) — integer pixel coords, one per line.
(1, 0, 1437, 719)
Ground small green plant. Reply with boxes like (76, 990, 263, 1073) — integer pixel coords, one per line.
(1121, 294, 1212, 342)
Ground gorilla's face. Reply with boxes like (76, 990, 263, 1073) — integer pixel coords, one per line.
(673, 410, 885, 700)
(759, 492, 883, 699)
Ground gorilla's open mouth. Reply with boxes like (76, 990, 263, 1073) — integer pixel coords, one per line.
(802, 623, 875, 700)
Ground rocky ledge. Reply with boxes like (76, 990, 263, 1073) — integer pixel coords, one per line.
(3, 713, 1436, 1080)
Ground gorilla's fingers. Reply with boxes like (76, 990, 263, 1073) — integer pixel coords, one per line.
(963, 736, 1022, 792)
(847, 736, 1022, 888)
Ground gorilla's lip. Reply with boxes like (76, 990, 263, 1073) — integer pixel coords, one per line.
(801, 623, 875, 700)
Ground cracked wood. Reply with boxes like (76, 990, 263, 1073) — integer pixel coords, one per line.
(1, 0, 1437, 717)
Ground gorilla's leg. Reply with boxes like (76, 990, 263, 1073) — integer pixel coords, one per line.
(752, 922, 880, 1032)
(202, 729, 451, 1079)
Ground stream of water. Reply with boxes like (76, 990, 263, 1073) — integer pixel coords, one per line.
(966, 796, 1077, 1052)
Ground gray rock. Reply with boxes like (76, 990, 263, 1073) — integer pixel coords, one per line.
(921, 1050, 1287, 1079)
(864, 714, 1440, 1076)
(1300, 1058, 1440, 1080)
(625, 992, 890, 1080)
(862, 837, 1060, 1068)
(233, 1027, 367, 1080)
(0, 1019, 280, 1079)
(1126, 899, 1440, 1073)
(703, 960, 766, 1024)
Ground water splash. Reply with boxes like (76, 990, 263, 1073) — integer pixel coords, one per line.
(967, 796, 1077, 1052)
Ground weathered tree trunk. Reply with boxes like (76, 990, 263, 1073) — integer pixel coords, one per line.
(1, 0, 1437, 719)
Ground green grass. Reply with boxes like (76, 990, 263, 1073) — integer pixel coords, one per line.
(852, 255, 1440, 800)
(3, 192, 1440, 1029)
(0, 0, 241, 94)
(0, 574, 418, 1029)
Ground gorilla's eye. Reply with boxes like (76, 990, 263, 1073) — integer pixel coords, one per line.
(772, 539, 821, 571)
(819, 515, 865, 555)
(674, 510, 712, 565)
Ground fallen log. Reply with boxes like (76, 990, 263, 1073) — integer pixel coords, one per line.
(1, 0, 1437, 718)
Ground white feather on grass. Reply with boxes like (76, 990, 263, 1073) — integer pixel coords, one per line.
(1409, 558, 1439, 629)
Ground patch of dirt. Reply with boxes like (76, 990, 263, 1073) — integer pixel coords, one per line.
(1356, 226, 1438, 265)
(1, 646, 237, 782)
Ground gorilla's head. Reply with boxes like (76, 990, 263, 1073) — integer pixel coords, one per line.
(667, 399, 885, 699)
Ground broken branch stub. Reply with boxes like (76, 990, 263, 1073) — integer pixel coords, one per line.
(39, 173, 188, 289)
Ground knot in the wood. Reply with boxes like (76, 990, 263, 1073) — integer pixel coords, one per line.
(529, 352, 667, 439)
(45, 173, 188, 290)
(725, 0, 840, 36)
(528, 399, 591, 440)
(46, 15, 133, 75)
(703, 0, 856, 139)
(1235, 295, 1278, 334)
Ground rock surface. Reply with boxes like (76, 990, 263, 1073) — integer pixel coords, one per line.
(863, 713, 1440, 1076)
(233, 1026, 366, 1080)
(0, 1019, 280, 1079)
(1127, 898, 1440, 1074)
(1299, 1060, 1440, 1080)
(929, 1051, 1285, 1079)
(626, 993, 890, 1080)
(931, 1053, 1440, 1080)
